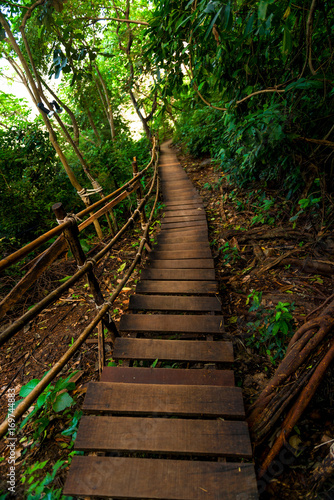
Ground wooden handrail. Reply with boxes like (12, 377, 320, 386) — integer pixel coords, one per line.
(0, 150, 160, 439)
(0, 148, 159, 347)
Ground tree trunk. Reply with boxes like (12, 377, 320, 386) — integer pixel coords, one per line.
(0, 13, 104, 239)
(129, 89, 152, 140)
(86, 107, 102, 145)
(95, 65, 116, 141)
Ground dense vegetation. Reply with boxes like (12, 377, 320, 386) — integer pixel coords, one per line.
(1, 0, 333, 246)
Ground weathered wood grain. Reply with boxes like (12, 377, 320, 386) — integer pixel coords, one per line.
(113, 338, 234, 363)
(119, 314, 224, 334)
(129, 294, 221, 311)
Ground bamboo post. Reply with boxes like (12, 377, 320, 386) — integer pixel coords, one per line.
(132, 157, 147, 230)
(52, 202, 119, 342)
(97, 321, 105, 376)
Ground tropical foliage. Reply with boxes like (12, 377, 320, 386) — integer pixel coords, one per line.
(0, 0, 333, 228)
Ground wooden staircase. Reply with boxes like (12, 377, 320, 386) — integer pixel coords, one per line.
(63, 141, 259, 499)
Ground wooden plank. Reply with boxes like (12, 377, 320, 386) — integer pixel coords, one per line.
(163, 209, 205, 217)
(153, 243, 211, 251)
(164, 196, 201, 203)
(162, 216, 207, 224)
(113, 338, 234, 363)
(163, 211, 206, 218)
(151, 249, 212, 259)
(100, 366, 233, 385)
(148, 259, 214, 269)
(165, 199, 203, 206)
(162, 189, 198, 196)
(163, 200, 202, 206)
(156, 238, 209, 246)
(140, 268, 215, 280)
(161, 224, 208, 231)
(75, 417, 252, 458)
(119, 314, 224, 334)
(154, 239, 210, 247)
(162, 191, 198, 198)
(160, 176, 190, 179)
(161, 220, 207, 229)
(161, 183, 194, 188)
(159, 175, 188, 179)
(158, 228, 208, 237)
(157, 234, 209, 244)
(163, 204, 203, 211)
(64, 456, 258, 499)
(136, 280, 217, 294)
(129, 295, 221, 312)
(83, 382, 243, 417)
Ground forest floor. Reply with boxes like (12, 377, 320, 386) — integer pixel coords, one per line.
(173, 143, 334, 500)
(1, 144, 334, 499)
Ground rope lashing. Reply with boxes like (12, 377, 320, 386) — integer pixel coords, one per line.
(56, 213, 82, 225)
(95, 302, 106, 310)
(77, 184, 103, 204)
(86, 257, 98, 267)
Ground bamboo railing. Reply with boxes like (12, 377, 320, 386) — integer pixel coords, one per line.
(0, 139, 159, 438)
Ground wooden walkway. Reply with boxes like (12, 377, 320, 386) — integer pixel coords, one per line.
(63, 141, 259, 499)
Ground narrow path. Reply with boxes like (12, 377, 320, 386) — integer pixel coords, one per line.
(63, 141, 259, 499)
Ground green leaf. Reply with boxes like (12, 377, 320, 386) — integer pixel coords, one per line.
(282, 25, 292, 58)
(223, 2, 232, 31)
(280, 322, 289, 335)
(285, 78, 323, 92)
(151, 358, 159, 368)
(20, 379, 40, 398)
(117, 262, 126, 273)
(244, 13, 255, 38)
(58, 275, 72, 282)
(204, 8, 222, 40)
(52, 392, 73, 413)
(36, 393, 47, 409)
(258, 1, 268, 21)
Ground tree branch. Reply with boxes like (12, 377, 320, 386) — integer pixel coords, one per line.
(1, 1, 29, 10)
(76, 17, 148, 26)
(21, 0, 45, 29)
(306, 0, 318, 75)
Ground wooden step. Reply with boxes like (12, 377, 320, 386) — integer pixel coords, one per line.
(136, 280, 218, 294)
(64, 456, 258, 499)
(158, 229, 208, 238)
(162, 185, 196, 192)
(100, 366, 233, 385)
(119, 314, 224, 334)
(164, 197, 202, 203)
(153, 241, 211, 251)
(165, 199, 203, 206)
(140, 268, 215, 280)
(159, 227, 207, 235)
(129, 295, 221, 312)
(150, 249, 212, 259)
(164, 204, 203, 211)
(157, 235, 209, 244)
(163, 215, 207, 223)
(148, 259, 214, 269)
(74, 416, 252, 458)
(83, 382, 244, 417)
(113, 338, 233, 363)
(163, 209, 205, 217)
(161, 220, 207, 229)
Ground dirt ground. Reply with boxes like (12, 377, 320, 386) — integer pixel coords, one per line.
(173, 143, 334, 500)
(1, 144, 334, 499)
